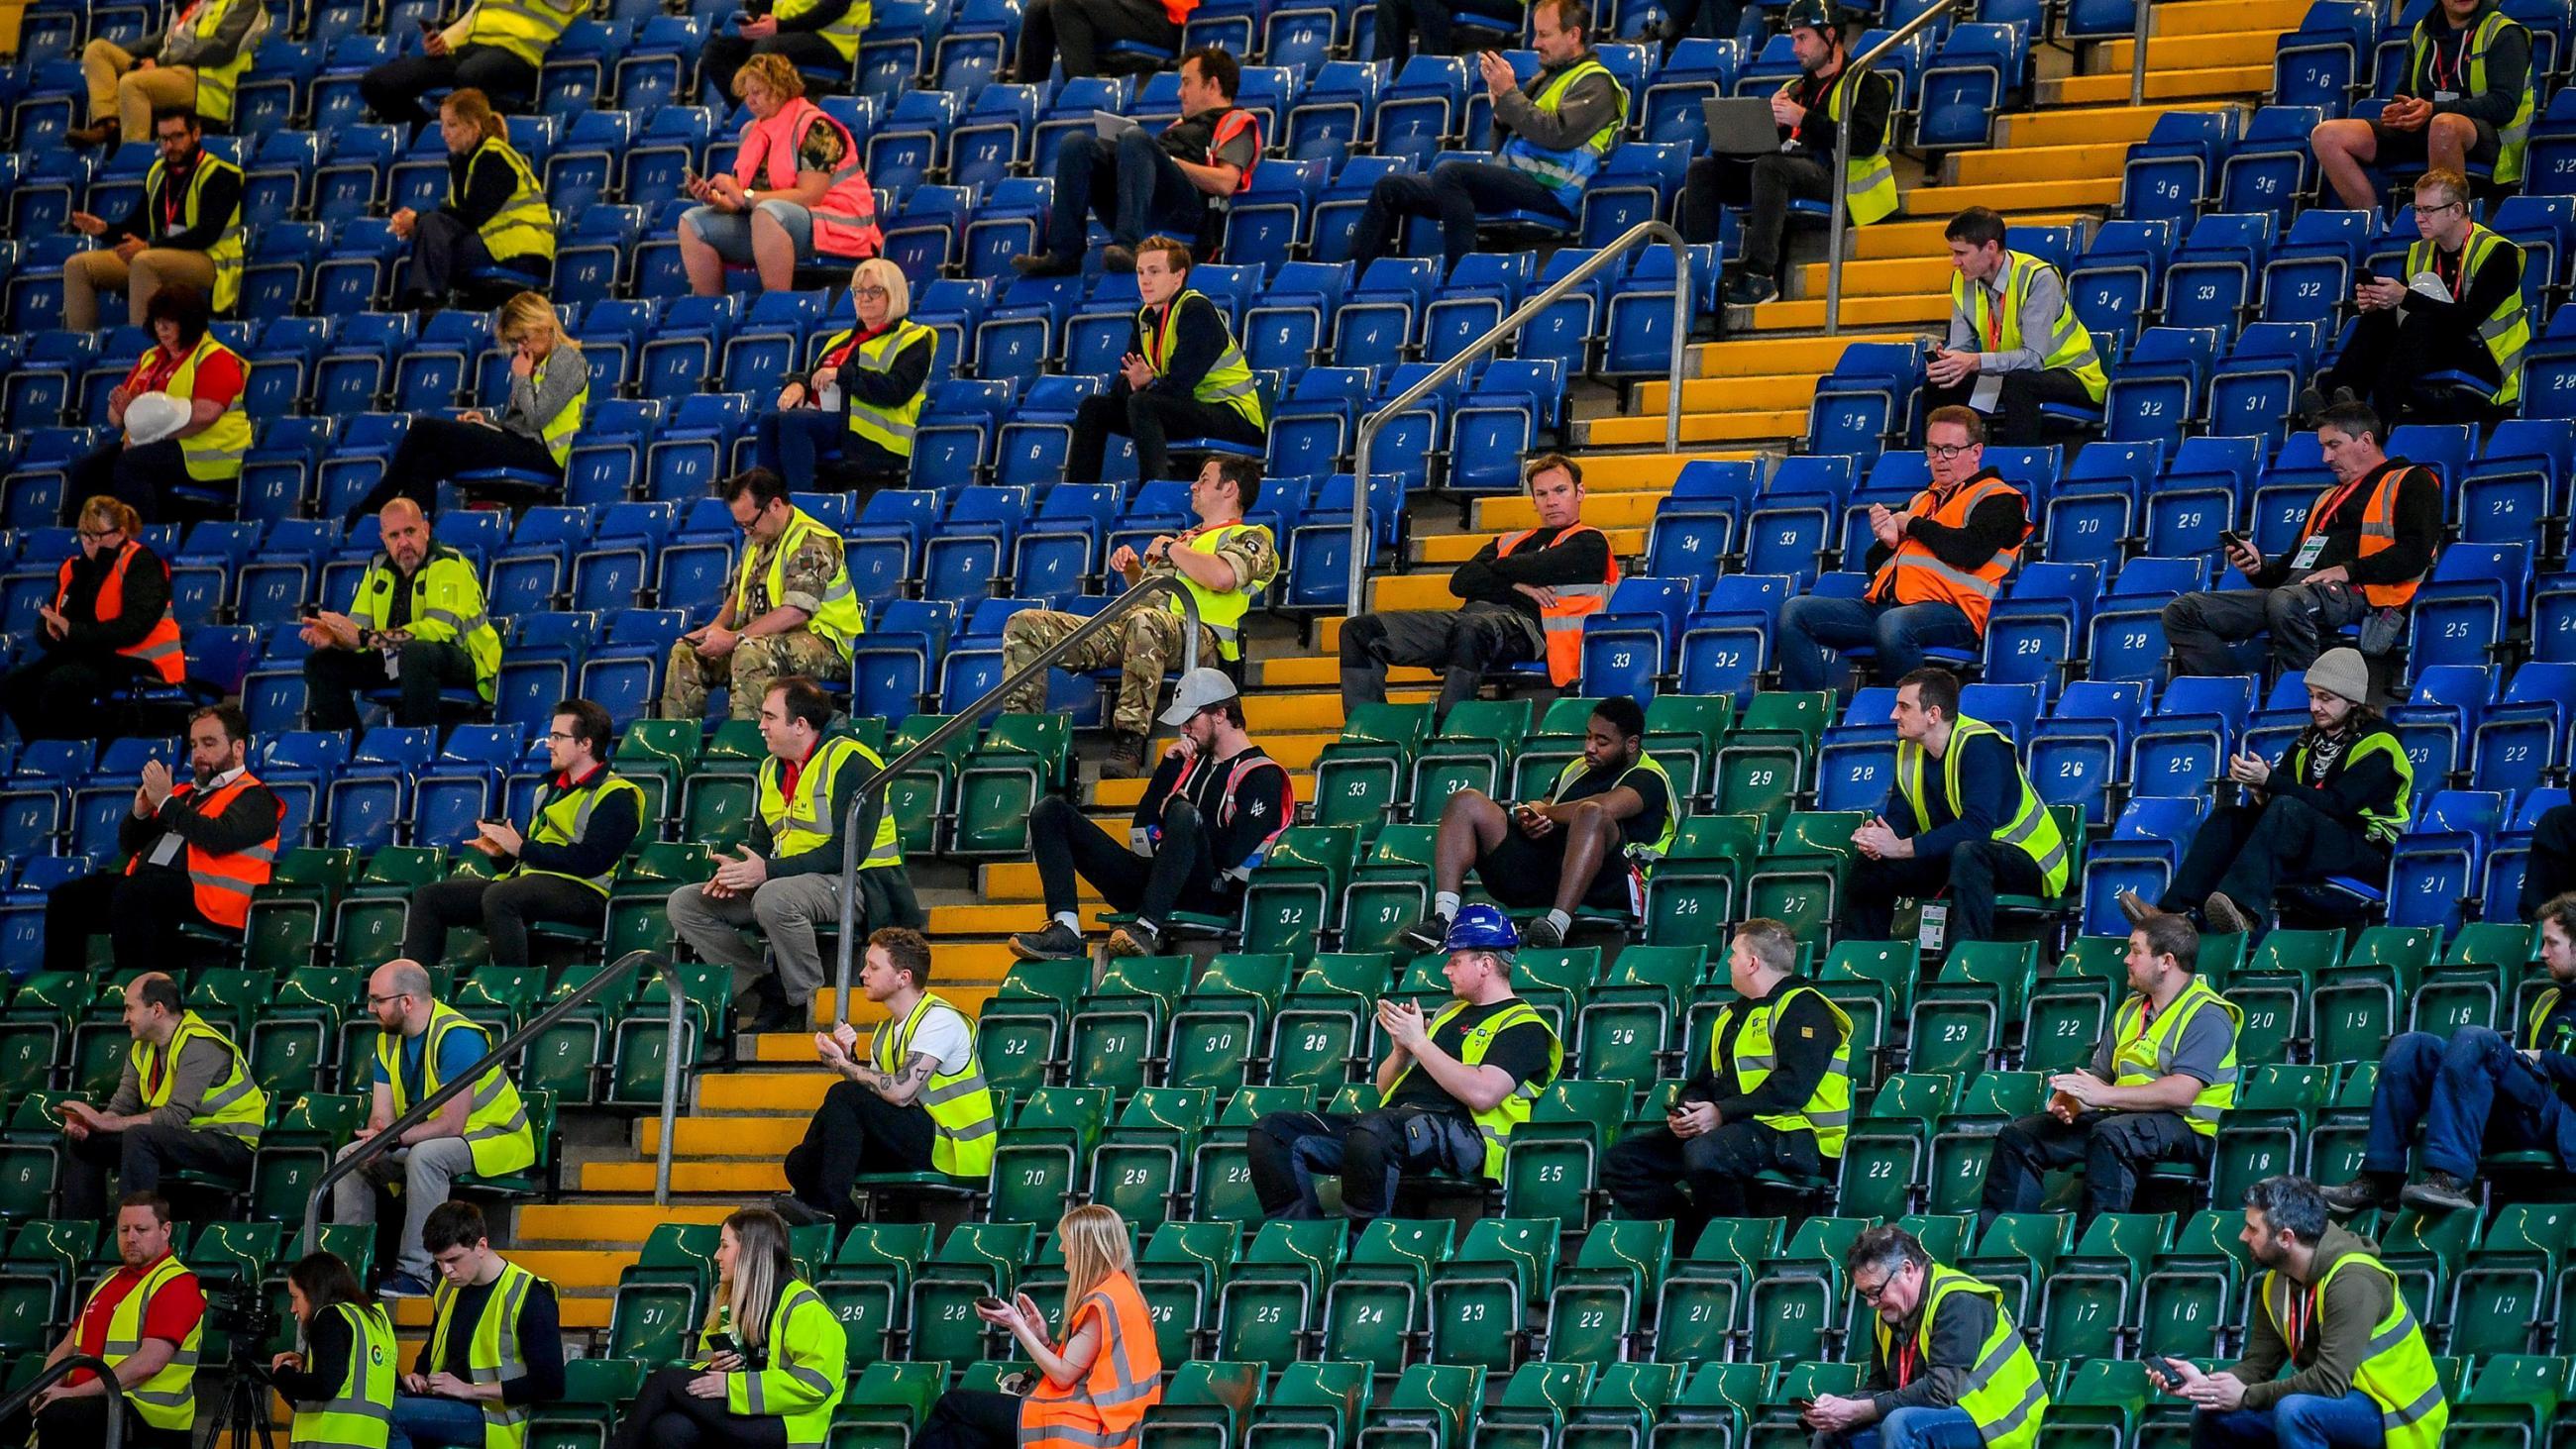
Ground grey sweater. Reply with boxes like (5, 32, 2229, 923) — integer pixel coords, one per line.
(138, 0, 264, 71)
(497, 351, 587, 449)
(104, 1036, 234, 1131)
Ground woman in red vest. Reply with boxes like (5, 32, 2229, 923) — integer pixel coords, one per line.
(912, 1205, 1165, 1449)
(1, 495, 185, 741)
(679, 53, 881, 295)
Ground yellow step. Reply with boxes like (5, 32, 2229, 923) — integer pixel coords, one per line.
(393, 1295, 611, 1329)
(1418, 526, 1646, 564)
(1587, 410, 1806, 447)
(981, 860, 1081, 903)
(1788, 256, 1956, 299)
(2093, 32, 2287, 69)
(1850, 214, 2087, 259)
(514, 1203, 735, 1243)
(1950, 143, 2131, 187)
(1474, 491, 1666, 531)
(1636, 372, 1834, 414)
(1904, 178, 2125, 213)
(1242, 691, 1350, 732)
(1567, 451, 1760, 488)
(643, 1115, 808, 1157)
(808, 983, 998, 1024)
(584, 1160, 790, 1193)
(1369, 573, 1461, 612)
(927, 902, 1044, 936)
(1094, 776, 1147, 810)
(1998, 105, 2221, 149)
(508, 1250, 639, 1291)
(698, 1072, 836, 1113)
(1691, 333, 1878, 377)
(2044, 65, 2272, 105)
(2149, 0, 2312, 34)
(1743, 292, 1952, 329)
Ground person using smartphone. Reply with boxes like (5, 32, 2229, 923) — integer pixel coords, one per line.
(1923, 207, 2107, 444)
(389, 87, 555, 311)
(61, 107, 244, 332)
(912, 1206, 1162, 1449)
(1804, 1225, 2050, 1449)
(392, 1201, 565, 1449)
(299, 497, 503, 731)
(2299, 167, 2527, 427)
(610, 1208, 845, 1449)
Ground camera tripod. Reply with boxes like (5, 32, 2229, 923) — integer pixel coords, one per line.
(195, 1355, 277, 1449)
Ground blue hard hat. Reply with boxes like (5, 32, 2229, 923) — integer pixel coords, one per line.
(1442, 903, 1521, 957)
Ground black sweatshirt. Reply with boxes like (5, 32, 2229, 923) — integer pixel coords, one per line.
(1122, 293, 1234, 403)
(441, 146, 523, 233)
(1680, 974, 1841, 1120)
(830, 325, 935, 411)
(415, 1273, 567, 1406)
(502, 764, 641, 882)
(49, 544, 173, 656)
(2251, 459, 2443, 591)
(1133, 744, 1295, 887)
(2260, 719, 2409, 844)
(1862, 468, 2029, 583)
(268, 1304, 355, 1404)
(1449, 526, 1615, 622)
(110, 152, 244, 252)
(119, 770, 283, 863)
(2402, 0, 2531, 132)
(2391, 231, 2526, 389)
(1782, 64, 1893, 160)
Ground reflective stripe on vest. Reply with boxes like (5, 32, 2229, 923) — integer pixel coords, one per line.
(815, 319, 931, 459)
(2411, 9, 2535, 183)
(128, 772, 282, 929)
(511, 771, 646, 895)
(1786, 67, 1896, 226)
(1022, 1273, 1164, 1449)
(1141, 288, 1264, 429)
(725, 1282, 846, 1448)
(1385, 998, 1563, 1180)
(376, 1002, 536, 1177)
(771, 0, 872, 59)
(426, 1259, 544, 1449)
(2107, 977, 2242, 1135)
(528, 351, 587, 466)
(133, 1009, 268, 1146)
(2404, 223, 2527, 407)
(1498, 56, 1628, 208)
(161, 332, 253, 481)
(1892, 715, 2069, 896)
(757, 734, 902, 869)
(1875, 1267, 2049, 1449)
(1707, 983, 1856, 1157)
(2261, 1253, 2447, 1449)
(2298, 465, 2437, 610)
(460, 138, 555, 265)
(58, 540, 185, 684)
(732, 506, 869, 658)
(2287, 726, 2417, 846)
(185, 0, 264, 127)
(1548, 749, 1680, 876)
(1164, 521, 1271, 662)
(2529, 985, 2567, 1052)
(1867, 473, 2029, 634)
(289, 1301, 394, 1449)
(875, 992, 997, 1178)
(95, 1254, 202, 1430)
(465, 0, 585, 67)
(1496, 524, 1620, 686)
(1950, 252, 2107, 402)
(353, 547, 503, 697)
(146, 153, 244, 312)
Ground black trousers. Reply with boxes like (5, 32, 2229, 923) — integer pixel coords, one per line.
(0, 1397, 190, 1449)
(0, 649, 157, 741)
(402, 209, 550, 309)
(2318, 305, 2507, 426)
(1067, 387, 1265, 485)
(361, 44, 538, 130)
(698, 28, 847, 102)
(2158, 794, 2389, 923)
(2521, 803, 2576, 921)
(1978, 1109, 2210, 1225)
(1924, 367, 2099, 445)
(70, 438, 231, 526)
(608, 1366, 789, 1449)
(61, 1122, 256, 1219)
(347, 416, 564, 525)
(1027, 793, 1231, 926)
(302, 639, 478, 730)
(1339, 606, 1541, 722)
(1013, 0, 1180, 80)
(1246, 1107, 1483, 1221)
(44, 865, 226, 976)
(780, 1080, 938, 1223)
(1602, 1119, 1822, 1253)
(1843, 838, 2048, 947)
(400, 873, 606, 969)
(912, 1389, 1022, 1449)
(1682, 151, 1834, 276)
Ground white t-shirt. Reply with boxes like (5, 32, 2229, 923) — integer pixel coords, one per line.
(881, 1000, 974, 1078)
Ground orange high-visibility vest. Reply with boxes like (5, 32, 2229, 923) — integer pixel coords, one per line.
(128, 772, 283, 929)
(1494, 524, 1620, 686)
(2300, 465, 2438, 609)
(57, 541, 184, 685)
(1867, 471, 2030, 635)
(1020, 1272, 1163, 1449)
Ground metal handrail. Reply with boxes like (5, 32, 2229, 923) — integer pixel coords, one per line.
(0, 1356, 127, 1448)
(1825, 0, 1963, 336)
(301, 950, 687, 1256)
(1343, 218, 1692, 609)
(830, 575, 1204, 1014)
(2131, 0, 2152, 106)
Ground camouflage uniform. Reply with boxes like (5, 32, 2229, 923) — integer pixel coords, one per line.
(659, 526, 852, 721)
(1000, 524, 1280, 736)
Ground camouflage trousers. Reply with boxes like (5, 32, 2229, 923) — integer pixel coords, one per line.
(659, 629, 844, 721)
(999, 606, 1224, 737)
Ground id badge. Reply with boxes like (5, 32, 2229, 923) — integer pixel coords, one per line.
(2290, 535, 2328, 572)
(1917, 901, 1949, 954)
(2433, 89, 2461, 102)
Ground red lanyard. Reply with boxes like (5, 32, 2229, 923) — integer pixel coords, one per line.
(161, 169, 187, 236)
(1146, 301, 1178, 370)
(2308, 471, 2372, 536)
(2430, 33, 2464, 93)
(145, 1044, 167, 1100)
(1895, 1339, 1919, 1387)
(1983, 283, 2005, 353)
(2432, 243, 2464, 298)
(2282, 1283, 2317, 1361)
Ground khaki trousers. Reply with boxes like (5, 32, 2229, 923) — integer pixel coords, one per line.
(81, 40, 201, 138)
(63, 247, 217, 330)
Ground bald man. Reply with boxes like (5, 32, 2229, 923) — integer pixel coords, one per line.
(301, 500, 503, 730)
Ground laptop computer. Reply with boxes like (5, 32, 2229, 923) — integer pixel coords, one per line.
(1702, 97, 1783, 156)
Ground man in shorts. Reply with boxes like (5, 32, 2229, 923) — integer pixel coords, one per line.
(2309, 0, 2531, 209)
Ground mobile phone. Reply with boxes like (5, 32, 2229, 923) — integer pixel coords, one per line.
(1792, 1397, 1818, 1413)
(299, 604, 321, 619)
(704, 1331, 737, 1354)
(976, 1295, 1010, 1311)
(416, 17, 438, 31)
(2216, 530, 2247, 552)
(2357, 269, 2379, 286)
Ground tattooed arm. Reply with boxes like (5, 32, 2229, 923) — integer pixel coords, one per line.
(815, 1025, 939, 1108)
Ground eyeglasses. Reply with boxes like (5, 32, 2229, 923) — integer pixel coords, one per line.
(1924, 443, 1977, 460)
(76, 528, 118, 542)
(365, 992, 410, 1007)
(2416, 199, 2465, 215)
(545, 731, 579, 742)
(1854, 1274, 1895, 1304)
(852, 285, 890, 299)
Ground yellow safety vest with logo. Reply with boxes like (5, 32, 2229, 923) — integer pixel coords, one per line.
(2259, 1251, 2448, 1449)
(510, 768, 647, 895)
(158, 332, 254, 482)
(1951, 251, 2107, 402)
(2404, 223, 2527, 407)
(184, 0, 266, 128)
(1164, 520, 1272, 662)
(352, 545, 503, 699)
(813, 320, 934, 461)
(522, 350, 587, 467)
(426, 1259, 549, 1449)
(1705, 983, 1855, 1157)
(1549, 750, 1681, 874)
(1141, 289, 1265, 430)
(2106, 976, 2241, 1137)
(133, 1008, 268, 1149)
(375, 1000, 537, 1177)
(2409, 7, 2535, 183)
(732, 506, 869, 659)
(1784, 66, 1896, 226)
(1386, 997, 1562, 1180)
(756, 734, 902, 870)
(875, 992, 997, 1177)
(719, 1279, 847, 1449)
(463, 0, 586, 67)
(771, 0, 873, 60)
(1497, 55, 1629, 210)
(145, 151, 245, 312)
(93, 1252, 202, 1430)
(459, 137, 556, 266)
(1894, 715, 2069, 897)
(290, 1299, 394, 1449)
(2284, 725, 2415, 847)
(1875, 1266, 2050, 1449)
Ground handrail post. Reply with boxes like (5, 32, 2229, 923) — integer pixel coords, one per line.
(656, 965, 685, 1207)
(1824, 0, 1961, 336)
(0, 1357, 124, 1448)
(2131, 0, 2151, 106)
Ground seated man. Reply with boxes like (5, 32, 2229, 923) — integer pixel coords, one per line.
(397, 1200, 566, 1449)
(1925, 208, 2107, 444)
(1009, 669, 1296, 963)
(1396, 695, 1677, 953)
(659, 468, 867, 724)
(1014, 0, 1198, 81)
(2309, 0, 2531, 210)
(1980, 913, 2238, 1227)
(1603, 918, 1852, 1247)
(2162, 402, 2440, 680)
(2305, 168, 2526, 425)
(74, 0, 267, 150)
(1339, 452, 1617, 724)
(58, 973, 267, 1220)
(1063, 241, 1268, 486)
(1249, 906, 1561, 1221)
(1000, 455, 1278, 777)
(2322, 891, 2576, 1214)
(1350, 0, 1628, 274)
(360, 0, 587, 127)
(2, 1195, 203, 1449)
(1805, 1225, 2052, 1449)
(301, 498, 503, 730)
(1015, 47, 1258, 275)
(64, 106, 244, 331)
(2124, 649, 2415, 937)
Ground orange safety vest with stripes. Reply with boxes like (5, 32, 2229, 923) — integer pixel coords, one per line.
(2299, 464, 2438, 609)
(1866, 469, 2030, 635)
(1021, 1271, 1164, 1449)
(57, 541, 184, 685)
(1495, 524, 1620, 686)
(127, 772, 283, 929)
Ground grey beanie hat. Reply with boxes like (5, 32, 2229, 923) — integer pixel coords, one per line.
(2303, 648, 2370, 706)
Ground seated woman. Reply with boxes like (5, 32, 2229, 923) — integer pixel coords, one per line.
(346, 290, 588, 524)
(0, 495, 185, 741)
(268, 1251, 395, 1449)
(391, 87, 555, 311)
(68, 282, 252, 525)
(912, 1204, 1164, 1449)
(755, 256, 934, 493)
(609, 1206, 846, 1449)
(680, 52, 882, 296)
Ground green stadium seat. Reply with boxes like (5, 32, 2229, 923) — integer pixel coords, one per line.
(1243, 1359, 1373, 1449)
(1360, 1362, 1486, 1449)
(1648, 1361, 1767, 1449)
(1503, 1079, 1631, 1225)
(817, 1221, 935, 1364)
(1428, 1217, 1558, 1372)
(0, 1093, 72, 1221)
(1839, 1072, 1962, 1221)
(1817, 939, 1919, 1087)
(909, 1221, 1035, 1369)
(1641, 694, 1737, 808)
(1165, 953, 1295, 1090)
(1653, 1218, 1776, 1368)
(952, 712, 1074, 857)
(1559, 1362, 1683, 1449)
(2037, 1212, 2171, 1362)
(2412, 961, 2514, 1040)
(526, 1356, 647, 1449)
(1240, 824, 1360, 957)
(1747, 813, 1866, 952)
(1070, 954, 1193, 1098)
(2446, 922, 2534, 969)
(1345, 824, 1444, 956)
(1479, 1361, 1598, 1449)
(2022, 937, 2126, 1076)
(607, 1221, 720, 1365)
(1927, 1070, 2046, 1215)
(1322, 1218, 1455, 1377)
(1192, 1085, 1314, 1222)
(2307, 1060, 2381, 1188)
(1135, 1220, 1239, 1367)
(240, 847, 361, 976)
(1644, 816, 1761, 949)
(2037, 1358, 2154, 1449)
(1091, 1087, 1212, 1230)
(1218, 1220, 1350, 1370)
(2445, 1202, 2576, 1357)
(454, 963, 548, 1034)
(0, 1219, 94, 1356)
(2378, 1205, 2477, 1324)
(1139, 1360, 1266, 1449)
(1316, 703, 1439, 828)
(1270, 953, 1398, 1087)
(975, 959, 1090, 1096)
(1547, 1220, 1670, 1367)
(2211, 1064, 2330, 1207)
(2444, 1353, 2565, 1449)
(1961, 1212, 2068, 1324)
(1410, 698, 1537, 810)
(1576, 946, 1704, 1090)
(598, 841, 711, 961)
(610, 717, 700, 830)
(1744, 1217, 1869, 1363)
(987, 1086, 1111, 1225)
(1909, 940, 2041, 1078)
(829, 1360, 949, 1449)
(247, 1091, 368, 1222)
(1896, 1212, 1975, 1264)
(1710, 738, 1804, 831)
(2136, 1209, 2249, 1360)
(333, 846, 451, 971)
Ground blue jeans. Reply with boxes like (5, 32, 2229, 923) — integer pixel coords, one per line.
(2192, 1393, 2384, 1449)
(755, 408, 845, 489)
(1823, 1406, 1987, 1449)
(389, 1393, 488, 1449)
(2364, 1026, 2565, 1179)
(1047, 128, 1205, 257)
(1775, 594, 1982, 692)
(1351, 159, 1574, 272)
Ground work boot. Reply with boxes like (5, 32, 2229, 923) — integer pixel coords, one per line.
(1724, 272, 1779, 307)
(1012, 251, 1080, 277)
(2116, 888, 2167, 926)
(67, 119, 120, 150)
(1008, 921, 1086, 962)
(2400, 1170, 2479, 1212)
(1101, 731, 1150, 779)
(1107, 919, 1163, 958)
(2318, 1174, 2400, 1214)
(1519, 915, 1566, 950)
(2202, 891, 2257, 937)
(1103, 244, 1137, 272)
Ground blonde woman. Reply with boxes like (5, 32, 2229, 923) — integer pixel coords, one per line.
(914, 1204, 1165, 1449)
(347, 291, 588, 524)
(610, 1207, 845, 1449)
(680, 54, 880, 295)
(391, 88, 556, 310)
(754, 257, 934, 492)
(0, 496, 182, 740)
